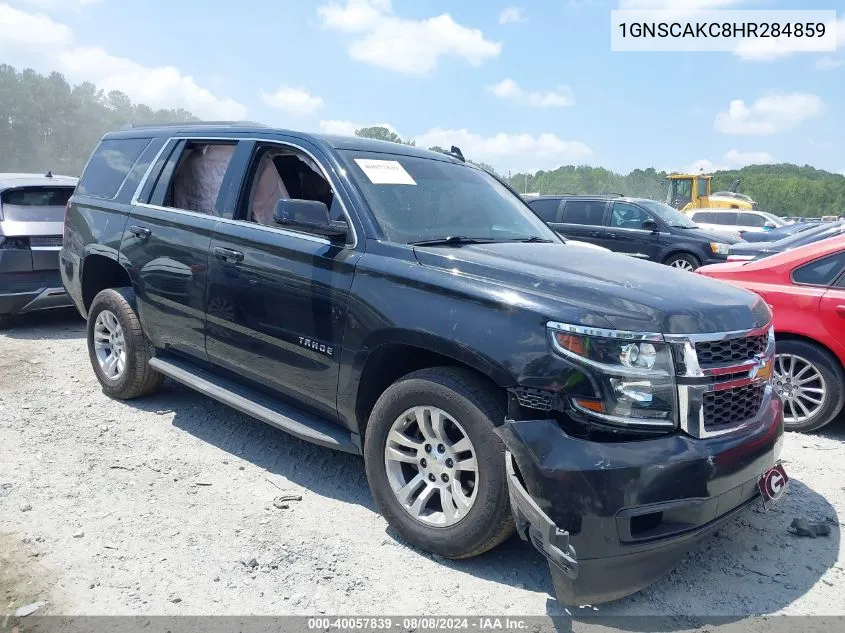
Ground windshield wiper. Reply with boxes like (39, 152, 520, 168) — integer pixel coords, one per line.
(513, 236, 555, 243)
(409, 236, 498, 246)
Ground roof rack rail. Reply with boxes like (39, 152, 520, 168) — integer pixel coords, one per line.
(120, 120, 270, 130)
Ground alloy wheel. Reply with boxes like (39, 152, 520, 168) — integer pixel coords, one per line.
(383, 406, 479, 527)
(669, 258, 695, 271)
(93, 309, 127, 380)
(774, 353, 827, 425)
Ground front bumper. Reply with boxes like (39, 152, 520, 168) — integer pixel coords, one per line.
(498, 393, 783, 605)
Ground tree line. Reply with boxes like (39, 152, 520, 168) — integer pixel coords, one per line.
(2, 65, 842, 217)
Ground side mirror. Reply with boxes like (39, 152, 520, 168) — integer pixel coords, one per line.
(641, 219, 658, 232)
(273, 199, 348, 241)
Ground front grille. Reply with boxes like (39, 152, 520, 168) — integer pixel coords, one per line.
(695, 335, 767, 366)
(703, 383, 765, 430)
(29, 235, 63, 247)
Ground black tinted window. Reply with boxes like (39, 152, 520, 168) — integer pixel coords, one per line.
(712, 212, 738, 225)
(610, 202, 650, 228)
(562, 200, 605, 226)
(77, 138, 151, 199)
(1, 186, 74, 206)
(792, 252, 845, 286)
(528, 199, 561, 222)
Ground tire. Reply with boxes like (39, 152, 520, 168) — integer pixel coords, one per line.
(664, 252, 700, 272)
(364, 366, 514, 559)
(774, 339, 844, 433)
(86, 287, 163, 400)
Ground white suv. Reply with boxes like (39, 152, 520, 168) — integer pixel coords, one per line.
(688, 209, 785, 238)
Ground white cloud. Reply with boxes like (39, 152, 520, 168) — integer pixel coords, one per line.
(619, 0, 745, 8)
(317, 0, 501, 74)
(723, 149, 774, 166)
(19, 0, 102, 9)
(816, 56, 844, 70)
(318, 120, 398, 136)
(415, 128, 592, 173)
(683, 149, 774, 173)
(714, 93, 823, 135)
(0, 4, 246, 120)
(734, 14, 844, 62)
(499, 6, 526, 24)
(261, 85, 324, 116)
(488, 78, 574, 108)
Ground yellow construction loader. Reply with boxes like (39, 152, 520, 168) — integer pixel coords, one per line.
(666, 174, 758, 212)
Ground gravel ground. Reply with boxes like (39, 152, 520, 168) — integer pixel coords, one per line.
(1, 310, 844, 620)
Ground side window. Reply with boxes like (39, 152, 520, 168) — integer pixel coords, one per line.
(149, 141, 236, 217)
(792, 252, 845, 287)
(741, 212, 767, 228)
(528, 199, 561, 222)
(562, 200, 605, 226)
(693, 212, 713, 223)
(241, 145, 338, 229)
(610, 202, 650, 229)
(712, 212, 739, 225)
(697, 177, 708, 197)
(77, 138, 151, 199)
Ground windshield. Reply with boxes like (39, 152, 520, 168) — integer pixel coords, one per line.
(638, 199, 698, 228)
(341, 151, 559, 244)
(779, 221, 844, 247)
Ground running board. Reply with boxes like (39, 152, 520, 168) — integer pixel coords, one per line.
(148, 356, 360, 455)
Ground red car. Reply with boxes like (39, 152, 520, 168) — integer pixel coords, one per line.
(697, 236, 845, 432)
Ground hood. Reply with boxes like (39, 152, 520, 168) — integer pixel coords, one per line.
(675, 226, 742, 244)
(413, 243, 770, 335)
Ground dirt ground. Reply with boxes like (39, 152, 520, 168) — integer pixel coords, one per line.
(1, 310, 844, 620)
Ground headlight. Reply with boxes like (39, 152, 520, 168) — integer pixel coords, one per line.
(548, 323, 677, 429)
(710, 242, 730, 255)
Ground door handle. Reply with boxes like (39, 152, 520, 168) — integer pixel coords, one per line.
(128, 225, 151, 239)
(213, 246, 244, 263)
(837, 305, 845, 318)
(607, 233, 617, 239)
(589, 230, 601, 237)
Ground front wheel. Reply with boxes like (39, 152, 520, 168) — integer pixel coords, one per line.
(664, 252, 700, 272)
(774, 339, 844, 433)
(363, 367, 514, 559)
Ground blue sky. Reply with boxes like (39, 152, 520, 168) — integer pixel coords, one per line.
(0, 0, 843, 175)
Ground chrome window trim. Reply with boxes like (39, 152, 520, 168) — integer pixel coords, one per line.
(129, 135, 358, 250)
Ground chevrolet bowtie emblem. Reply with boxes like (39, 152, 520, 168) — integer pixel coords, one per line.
(750, 354, 773, 382)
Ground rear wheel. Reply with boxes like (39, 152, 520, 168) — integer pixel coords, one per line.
(774, 339, 844, 433)
(364, 367, 514, 558)
(87, 287, 163, 399)
(664, 252, 700, 272)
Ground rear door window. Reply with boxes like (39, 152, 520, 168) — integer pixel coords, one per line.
(561, 200, 606, 226)
(528, 199, 562, 222)
(692, 211, 713, 223)
(792, 252, 845, 287)
(76, 138, 151, 199)
(711, 212, 739, 225)
(148, 141, 237, 218)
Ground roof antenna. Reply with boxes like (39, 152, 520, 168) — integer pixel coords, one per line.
(45, 170, 53, 178)
(449, 146, 465, 162)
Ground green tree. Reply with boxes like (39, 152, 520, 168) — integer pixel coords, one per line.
(0, 64, 198, 176)
(354, 126, 415, 146)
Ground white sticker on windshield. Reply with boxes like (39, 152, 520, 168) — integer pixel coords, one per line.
(354, 159, 417, 185)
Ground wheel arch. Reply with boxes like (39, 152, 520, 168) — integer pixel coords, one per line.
(774, 331, 845, 372)
(81, 253, 133, 314)
(352, 332, 513, 441)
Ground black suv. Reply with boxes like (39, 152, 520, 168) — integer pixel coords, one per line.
(526, 195, 740, 271)
(62, 123, 784, 606)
